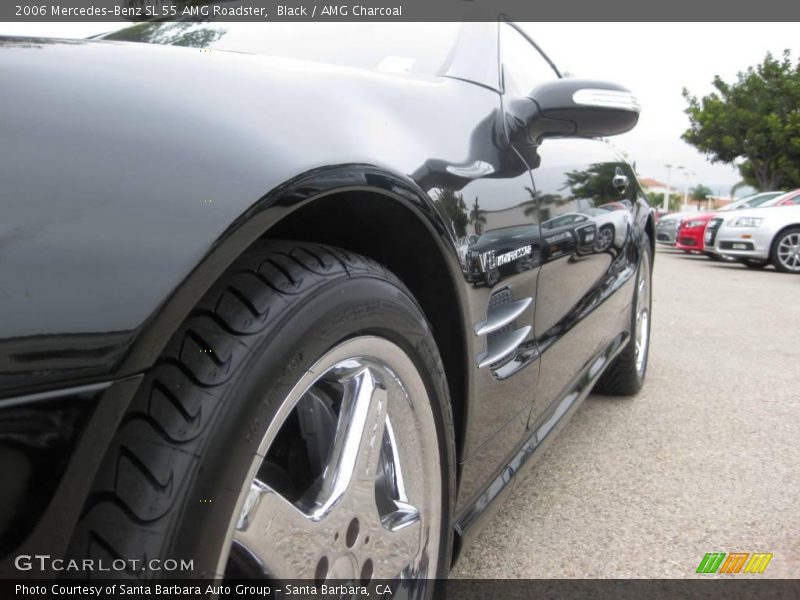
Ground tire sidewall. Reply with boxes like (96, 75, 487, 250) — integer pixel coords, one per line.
(771, 227, 800, 274)
(167, 274, 455, 581)
(634, 238, 653, 388)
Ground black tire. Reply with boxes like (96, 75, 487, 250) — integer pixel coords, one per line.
(770, 226, 800, 274)
(593, 235, 652, 396)
(740, 258, 768, 269)
(67, 240, 455, 587)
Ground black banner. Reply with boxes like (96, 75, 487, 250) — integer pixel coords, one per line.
(3, 579, 800, 600)
(3, 0, 800, 22)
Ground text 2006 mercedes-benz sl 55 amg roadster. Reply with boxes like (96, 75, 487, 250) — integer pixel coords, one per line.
(0, 20, 654, 593)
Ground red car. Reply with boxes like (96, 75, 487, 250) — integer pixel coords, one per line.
(676, 213, 716, 256)
(677, 189, 800, 259)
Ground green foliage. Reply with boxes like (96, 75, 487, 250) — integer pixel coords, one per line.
(103, 22, 226, 49)
(682, 49, 800, 191)
(563, 162, 621, 205)
(434, 189, 468, 238)
(468, 196, 486, 235)
(523, 187, 562, 217)
(645, 191, 682, 212)
(691, 184, 713, 201)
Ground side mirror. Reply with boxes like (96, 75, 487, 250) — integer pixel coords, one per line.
(508, 79, 640, 142)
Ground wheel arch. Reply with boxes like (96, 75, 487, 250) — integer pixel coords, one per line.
(769, 222, 800, 260)
(121, 164, 471, 464)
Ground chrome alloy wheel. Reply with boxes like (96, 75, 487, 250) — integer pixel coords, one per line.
(596, 226, 614, 251)
(217, 336, 442, 586)
(776, 231, 800, 272)
(634, 252, 651, 376)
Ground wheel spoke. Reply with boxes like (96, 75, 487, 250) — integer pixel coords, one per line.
(776, 232, 800, 271)
(634, 254, 650, 373)
(222, 337, 441, 584)
(234, 479, 332, 578)
(315, 367, 388, 516)
(365, 502, 423, 579)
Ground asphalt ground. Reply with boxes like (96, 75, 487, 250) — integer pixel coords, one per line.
(452, 245, 800, 578)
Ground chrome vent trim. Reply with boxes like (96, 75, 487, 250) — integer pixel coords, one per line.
(474, 297, 533, 336)
(476, 326, 532, 369)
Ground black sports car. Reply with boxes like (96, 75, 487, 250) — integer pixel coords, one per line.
(0, 21, 654, 591)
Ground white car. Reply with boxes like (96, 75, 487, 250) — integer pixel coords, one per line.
(544, 208, 629, 251)
(708, 205, 800, 273)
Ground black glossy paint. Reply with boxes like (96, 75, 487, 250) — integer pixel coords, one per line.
(0, 25, 653, 563)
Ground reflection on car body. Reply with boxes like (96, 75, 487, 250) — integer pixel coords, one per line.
(541, 216, 596, 259)
(465, 225, 541, 287)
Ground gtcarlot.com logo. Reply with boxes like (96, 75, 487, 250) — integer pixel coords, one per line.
(14, 554, 194, 573)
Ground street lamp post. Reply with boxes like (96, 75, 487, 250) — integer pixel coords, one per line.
(682, 170, 695, 210)
(662, 164, 684, 212)
(683, 170, 690, 208)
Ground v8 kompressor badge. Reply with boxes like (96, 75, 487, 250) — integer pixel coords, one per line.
(479, 245, 533, 272)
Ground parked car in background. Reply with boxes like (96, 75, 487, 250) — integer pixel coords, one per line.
(703, 190, 794, 259)
(764, 188, 800, 207)
(655, 212, 693, 245)
(540, 207, 628, 252)
(676, 214, 715, 255)
(709, 205, 800, 272)
(724, 191, 786, 211)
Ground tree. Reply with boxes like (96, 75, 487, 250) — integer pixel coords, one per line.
(689, 184, 714, 210)
(103, 21, 226, 48)
(645, 191, 682, 212)
(563, 162, 622, 205)
(434, 189, 468, 238)
(729, 180, 751, 199)
(523, 187, 562, 217)
(682, 50, 800, 191)
(469, 196, 486, 235)
(691, 184, 713, 201)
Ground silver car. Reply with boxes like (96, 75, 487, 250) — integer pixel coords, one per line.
(709, 204, 800, 273)
(656, 212, 692, 245)
(703, 191, 787, 259)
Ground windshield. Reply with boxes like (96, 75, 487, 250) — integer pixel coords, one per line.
(101, 22, 462, 77)
(721, 191, 784, 211)
(580, 208, 607, 217)
(743, 193, 784, 208)
(761, 190, 800, 207)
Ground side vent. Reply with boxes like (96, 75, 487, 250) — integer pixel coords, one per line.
(475, 288, 533, 369)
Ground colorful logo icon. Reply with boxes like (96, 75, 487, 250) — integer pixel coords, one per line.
(696, 552, 773, 574)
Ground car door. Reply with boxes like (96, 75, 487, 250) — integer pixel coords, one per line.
(413, 23, 550, 511)
(498, 24, 639, 427)
(529, 140, 637, 418)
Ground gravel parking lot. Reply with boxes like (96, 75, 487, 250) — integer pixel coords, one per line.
(453, 246, 800, 578)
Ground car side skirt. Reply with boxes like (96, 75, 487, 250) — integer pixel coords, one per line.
(452, 330, 629, 561)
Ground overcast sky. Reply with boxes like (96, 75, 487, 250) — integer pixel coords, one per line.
(522, 23, 799, 197)
(2, 21, 797, 197)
